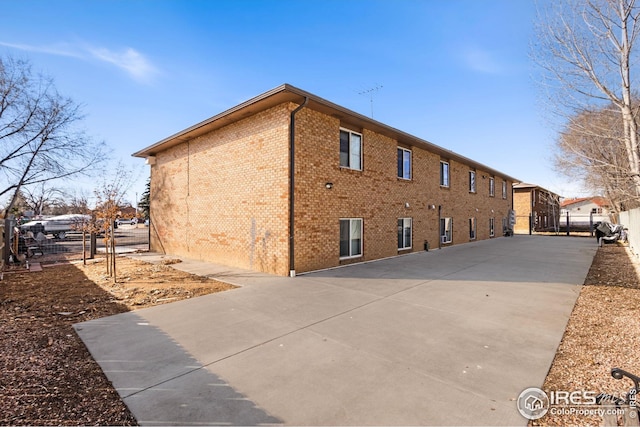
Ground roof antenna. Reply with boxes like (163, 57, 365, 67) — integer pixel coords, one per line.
(358, 84, 383, 119)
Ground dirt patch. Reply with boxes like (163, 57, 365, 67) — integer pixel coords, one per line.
(533, 244, 640, 426)
(0, 255, 236, 426)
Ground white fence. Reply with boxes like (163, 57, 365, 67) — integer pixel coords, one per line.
(619, 208, 640, 258)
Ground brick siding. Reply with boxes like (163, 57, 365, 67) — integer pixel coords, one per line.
(149, 103, 291, 275)
(513, 189, 532, 234)
(293, 108, 512, 273)
(149, 101, 513, 276)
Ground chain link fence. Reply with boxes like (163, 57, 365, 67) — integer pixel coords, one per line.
(3, 218, 149, 266)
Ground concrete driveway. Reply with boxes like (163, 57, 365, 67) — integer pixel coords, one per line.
(75, 235, 597, 425)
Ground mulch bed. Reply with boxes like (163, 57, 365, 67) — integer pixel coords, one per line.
(1, 256, 234, 426)
(533, 244, 640, 426)
(1, 263, 136, 425)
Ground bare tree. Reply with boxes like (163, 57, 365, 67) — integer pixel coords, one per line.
(0, 55, 105, 218)
(21, 182, 65, 216)
(66, 190, 93, 214)
(93, 163, 135, 282)
(3, 190, 29, 218)
(556, 103, 640, 211)
(63, 191, 98, 265)
(534, 0, 640, 202)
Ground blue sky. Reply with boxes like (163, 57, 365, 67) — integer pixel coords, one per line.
(0, 0, 579, 206)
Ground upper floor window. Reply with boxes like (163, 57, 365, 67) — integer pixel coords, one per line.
(440, 161, 450, 187)
(469, 171, 476, 193)
(397, 148, 411, 180)
(502, 181, 507, 199)
(340, 129, 362, 170)
(489, 177, 495, 197)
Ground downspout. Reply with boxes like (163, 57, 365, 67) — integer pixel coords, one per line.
(288, 97, 308, 277)
(438, 205, 442, 250)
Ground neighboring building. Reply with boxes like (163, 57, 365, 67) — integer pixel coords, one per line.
(133, 84, 517, 276)
(512, 183, 561, 234)
(118, 206, 137, 219)
(560, 197, 614, 230)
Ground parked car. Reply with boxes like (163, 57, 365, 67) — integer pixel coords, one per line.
(116, 217, 137, 226)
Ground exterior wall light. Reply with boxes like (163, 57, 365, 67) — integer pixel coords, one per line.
(325, 182, 333, 189)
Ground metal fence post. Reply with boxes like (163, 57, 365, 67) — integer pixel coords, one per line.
(566, 211, 570, 236)
(90, 232, 97, 259)
(4, 218, 12, 265)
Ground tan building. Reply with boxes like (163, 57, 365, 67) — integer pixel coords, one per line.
(133, 84, 517, 276)
(513, 183, 561, 234)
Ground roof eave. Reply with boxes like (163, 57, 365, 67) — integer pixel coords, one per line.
(132, 84, 519, 183)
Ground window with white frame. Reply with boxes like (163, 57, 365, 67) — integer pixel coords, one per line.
(340, 218, 363, 259)
(489, 177, 495, 197)
(490, 218, 495, 237)
(397, 148, 411, 180)
(469, 217, 476, 240)
(469, 171, 476, 193)
(440, 217, 453, 244)
(502, 181, 507, 199)
(339, 129, 362, 170)
(440, 161, 450, 187)
(397, 218, 412, 250)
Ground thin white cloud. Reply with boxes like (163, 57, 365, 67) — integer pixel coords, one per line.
(0, 40, 158, 83)
(86, 46, 157, 82)
(460, 48, 505, 74)
(0, 41, 84, 59)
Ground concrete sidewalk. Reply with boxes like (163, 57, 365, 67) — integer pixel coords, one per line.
(75, 235, 597, 426)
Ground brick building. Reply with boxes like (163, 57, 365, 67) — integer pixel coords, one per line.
(133, 84, 517, 276)
(512, 183, 561, 234)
